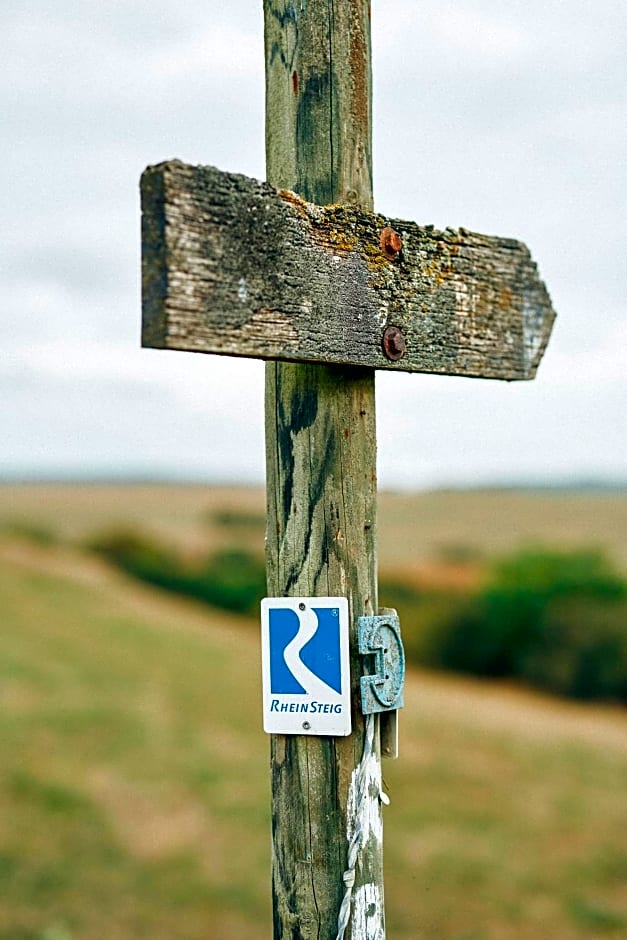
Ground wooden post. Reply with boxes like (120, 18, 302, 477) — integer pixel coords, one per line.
(263, 2, 383, 937)
(140, 6, 556, 935)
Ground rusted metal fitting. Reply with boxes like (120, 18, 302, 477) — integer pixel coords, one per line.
(382, 325, 406, 361)
(380, 226, 402, 259)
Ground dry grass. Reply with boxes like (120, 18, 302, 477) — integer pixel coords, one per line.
(1, 532, 626, 939)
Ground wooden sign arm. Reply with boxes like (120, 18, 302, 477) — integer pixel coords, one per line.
(141, 161, 555, 381)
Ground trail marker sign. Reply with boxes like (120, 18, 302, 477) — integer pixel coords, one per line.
(261, 597, 351, 736)
(140, 2, 556, 937)
(141, 162, 554, 382)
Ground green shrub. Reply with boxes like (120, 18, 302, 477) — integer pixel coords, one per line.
(199, 549, 267, 615)
(208, 508, 266, 530)
(428, 548, 627, 702)
(0, 519, 57, 545)
(521, 597, 627, 702)
(379, 577, 467, 666)
(87, 529, 184, 592)
(88, 530, 266, 618)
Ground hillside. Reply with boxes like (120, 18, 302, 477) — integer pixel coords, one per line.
(1, 536, 626, 939)
(2, 483, 627, 572)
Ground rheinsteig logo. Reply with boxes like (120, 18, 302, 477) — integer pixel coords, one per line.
(261, 597, 351, 736)
(269, 604, 342, 696)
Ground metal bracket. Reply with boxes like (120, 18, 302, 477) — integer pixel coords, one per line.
(358, 609, 405, 714)
(358, 608, 405, 759)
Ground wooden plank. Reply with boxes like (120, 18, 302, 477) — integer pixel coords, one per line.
(141, 160, 555, 381)
(263, 1, 383, 938)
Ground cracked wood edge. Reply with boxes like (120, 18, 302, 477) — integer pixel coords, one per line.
(141, 161, 555, 381)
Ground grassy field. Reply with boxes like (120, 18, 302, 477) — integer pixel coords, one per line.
(1, 498, 626, 938)
(1, 483, 627, 574)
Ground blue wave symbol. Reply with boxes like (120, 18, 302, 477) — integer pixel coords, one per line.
(269, 606, 342, 695)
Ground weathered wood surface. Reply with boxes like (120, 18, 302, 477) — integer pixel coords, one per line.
(141, 160, 555, 381)
(263, 1, 383, 938)
(264, 0, 372, 208)
(266, 364, 381, 939)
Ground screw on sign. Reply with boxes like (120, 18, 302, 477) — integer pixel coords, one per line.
(382, 326, 406, 362)
(139, 2, 556, 937)
(380, 226, 403, 259)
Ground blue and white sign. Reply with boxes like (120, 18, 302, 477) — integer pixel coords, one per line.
(260, 597, 351, 736)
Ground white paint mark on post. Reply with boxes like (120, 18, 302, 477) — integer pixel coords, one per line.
(352, 883, 385, 940)
(336, 713, 385, 940)
(347, 746, 383, 845)
(238, 277, 248, 302)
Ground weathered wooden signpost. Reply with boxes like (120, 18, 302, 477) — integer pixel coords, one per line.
(140, 1, 555, 937)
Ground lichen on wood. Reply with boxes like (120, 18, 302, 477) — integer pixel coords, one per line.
(141, 160, 555, 381)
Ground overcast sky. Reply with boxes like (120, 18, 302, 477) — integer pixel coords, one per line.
(2, 1, 625, 488)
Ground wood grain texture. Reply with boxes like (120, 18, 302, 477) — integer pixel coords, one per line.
(264, 0, 372, 207)
(141, 160, 555, 381)
(263, 1, 383, 938)
(266, 363, 380, 939)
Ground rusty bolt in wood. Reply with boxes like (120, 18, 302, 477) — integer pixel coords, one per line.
(382, 325, 406, 361)
(380, 226, 403, 259)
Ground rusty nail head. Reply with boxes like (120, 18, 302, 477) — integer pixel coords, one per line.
(380, 226, 403, 259)
(382, 325, 406, 361)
